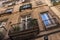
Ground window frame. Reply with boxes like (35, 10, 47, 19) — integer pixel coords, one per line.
(19, 3, 32, 12)
(20, 14, 32, 30)
(40, 11, 58, 30)
(2, 1, 16, 7)
(5, 8, 13, 14)
(0, 19, 8, 31)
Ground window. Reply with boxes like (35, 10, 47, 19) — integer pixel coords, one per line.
(5, 8, 13, 13)
(0, 8, 13, 15)
(19, 4, 32, 11)
(11, 15, 32, 31)
(2, 1, 15, 7)
(0, 19, 8, 31)
(0, 22, 6, 28)
(40, 12, 57, 28)
(21, 15, 32, 30)
(7, 2, 15, 7)
(16, 0, 30, 3)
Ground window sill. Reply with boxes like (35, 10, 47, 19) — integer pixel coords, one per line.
(46, 24, 57, 28)
(44, 23, 60, 30)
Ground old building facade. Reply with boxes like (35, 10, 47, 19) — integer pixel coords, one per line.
(0, 0, 60, 40)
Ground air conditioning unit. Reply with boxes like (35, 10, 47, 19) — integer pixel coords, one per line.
(20, 4, 32, 11)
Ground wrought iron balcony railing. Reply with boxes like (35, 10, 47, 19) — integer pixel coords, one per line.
(8, 19, 39, 40)
(19, 4, 32, 12)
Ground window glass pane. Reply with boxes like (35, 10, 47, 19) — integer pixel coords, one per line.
(20, 4, 32, 11)
(0, 21, 7, 32)
(41, 12, 51, 26)
(0, 22, 6, 28)
(1, 22, 6, 26)
(7, 9, 12, 12)
(6, 8, 13, 13)
(41, 13, 49, 20)
(21, 15, 32, 30)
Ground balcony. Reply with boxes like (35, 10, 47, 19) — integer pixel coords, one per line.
(43, 18, 60, 29)
(19, 4, 32, 12)
(8, 19, 39, 40)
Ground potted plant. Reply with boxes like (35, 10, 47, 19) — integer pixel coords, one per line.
(13, 26, 20, 32)
(29, 19, 38, 27)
